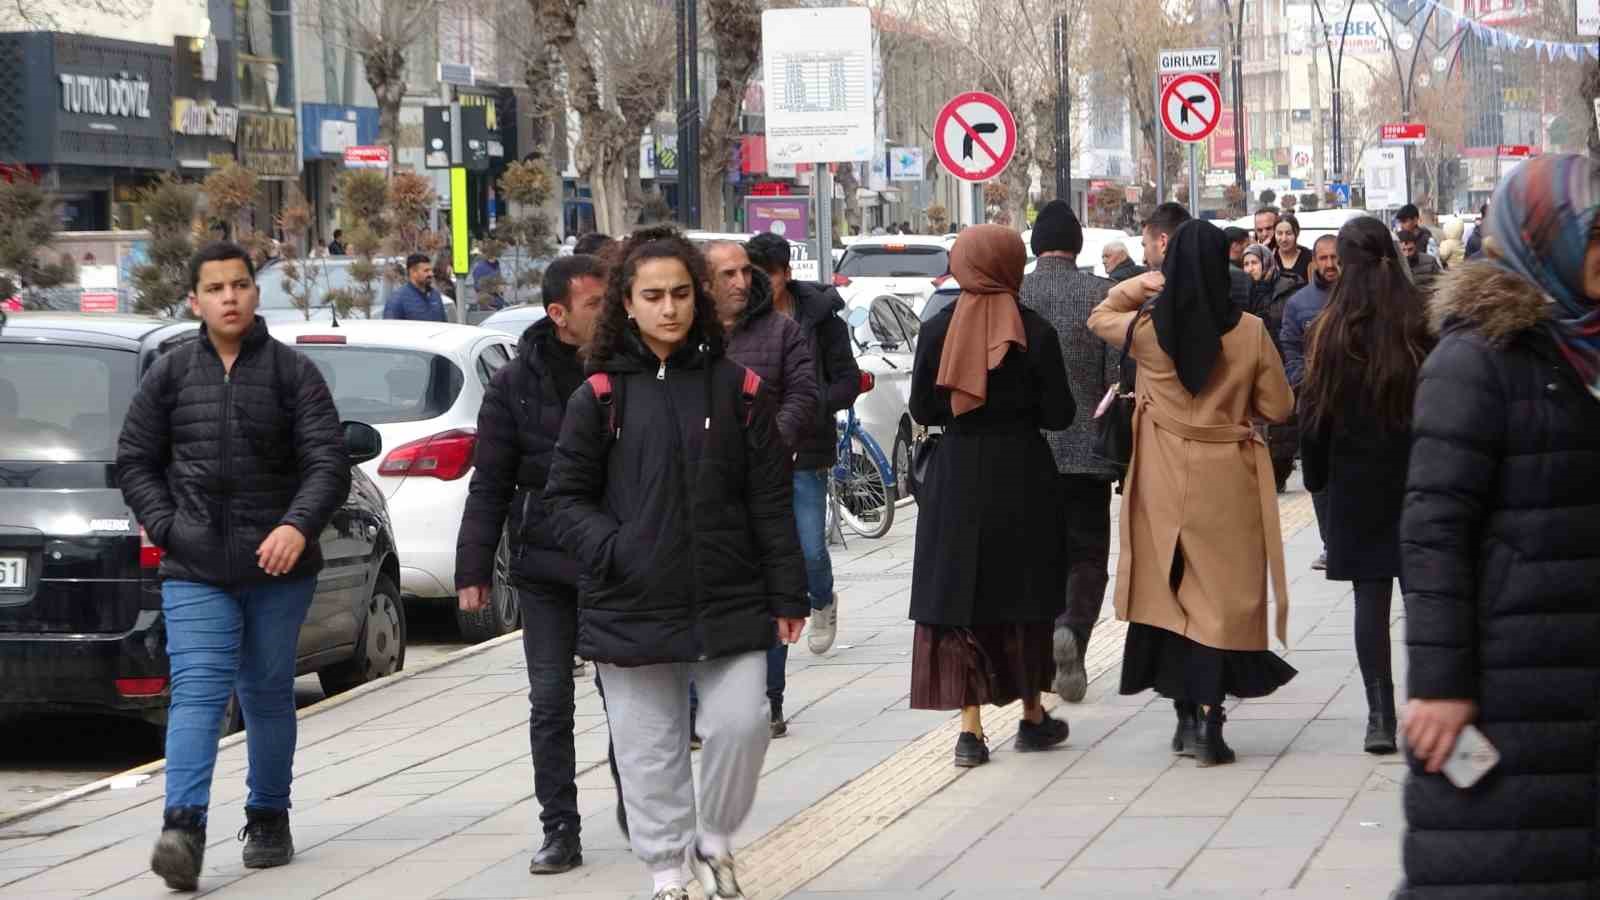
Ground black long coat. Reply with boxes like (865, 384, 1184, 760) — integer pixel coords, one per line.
(544, 326, 808, 666)
(1397, 262, 1600, 897)
(908, 304, 1074, 626)
(1300, 395, 1409, 582)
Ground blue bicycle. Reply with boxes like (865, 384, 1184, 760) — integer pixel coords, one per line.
(827, 307, 898, 540)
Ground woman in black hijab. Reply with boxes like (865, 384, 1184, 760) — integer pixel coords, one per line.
(1089, 219, 1296, 767)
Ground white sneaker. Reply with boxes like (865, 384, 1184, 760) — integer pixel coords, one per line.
(572, 655, 587, 676)
(651, 888, 689, 900)
(691, 847, 744, 899)
(807, 596, 838, 655)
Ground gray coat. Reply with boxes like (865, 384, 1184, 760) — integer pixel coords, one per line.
(1020, 257, 1119, 478)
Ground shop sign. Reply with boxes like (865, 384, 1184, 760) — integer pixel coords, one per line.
(58, 72, 152, 119)
(237, 111, 299, 179)
(172, 98, 239, 140)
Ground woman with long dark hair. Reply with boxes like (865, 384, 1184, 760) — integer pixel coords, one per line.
(1274, 214, 1312, 283)
(1089, 219, 1296, 767)
(545, 227, 808, 900)
(1298, 216, 1432, 755)
(1397, 154, 1600, 897)
(908, 224, 1074, 767)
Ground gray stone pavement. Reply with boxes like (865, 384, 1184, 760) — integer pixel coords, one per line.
(0, 484, 1407, 899)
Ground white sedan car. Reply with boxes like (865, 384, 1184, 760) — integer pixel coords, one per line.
(271, 320, 521, 641)
(842, 293, 920, 501)
(832, 235, 953, 316)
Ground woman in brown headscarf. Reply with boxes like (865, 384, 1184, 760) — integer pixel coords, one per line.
(907, 224, 1076, 767)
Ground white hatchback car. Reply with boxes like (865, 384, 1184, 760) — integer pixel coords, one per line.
(842, 293, 921, 500)
(270, 320, 521, 641)
(832, 235, 953, 316)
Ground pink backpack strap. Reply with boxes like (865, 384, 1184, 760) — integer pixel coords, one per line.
(586, 373, 617, 436)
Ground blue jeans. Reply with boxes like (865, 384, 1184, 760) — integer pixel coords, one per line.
(162, 577, 315, 818)
(768, 468, 836, 705)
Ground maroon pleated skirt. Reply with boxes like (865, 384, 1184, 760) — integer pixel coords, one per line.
(909, 622, 1056, 711)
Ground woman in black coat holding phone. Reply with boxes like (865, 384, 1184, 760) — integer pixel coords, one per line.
(1298, 217, 1432, 756)
(907, 224, 1075, 768)
(1397, 154, 1600, 897)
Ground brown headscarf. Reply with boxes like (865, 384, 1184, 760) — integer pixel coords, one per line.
(936, 225, 1029, 415)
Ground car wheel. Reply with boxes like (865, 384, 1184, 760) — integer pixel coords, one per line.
(892, 420, 913, 501)
(455, 534, 522, 642)
(318, 574, 406, 696)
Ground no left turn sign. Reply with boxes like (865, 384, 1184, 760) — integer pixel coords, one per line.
(1160, 73, 1222, 144)
(934, 91, 1017, 183)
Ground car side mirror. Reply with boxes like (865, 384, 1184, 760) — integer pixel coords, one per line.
(846, 306, 870, 327)
(343, 421, 383, 465)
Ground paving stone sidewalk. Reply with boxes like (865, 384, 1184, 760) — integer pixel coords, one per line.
(0, 486, 1408, 900)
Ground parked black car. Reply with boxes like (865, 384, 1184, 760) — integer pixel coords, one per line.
(0, 312, 405, 727)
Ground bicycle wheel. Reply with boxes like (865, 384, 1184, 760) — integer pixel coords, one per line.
(834, 431, 895, 538)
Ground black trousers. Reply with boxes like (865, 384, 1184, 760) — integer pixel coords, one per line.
(518, 583, 579, 836)
(1058, 474, 1114, 641)
(1353, 578, 1394, 684)
(1312, 489, 1329, 547)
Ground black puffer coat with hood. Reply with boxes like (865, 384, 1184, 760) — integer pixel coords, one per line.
(456, 316, 585, 591)
(790, 280, 862, 470)
(1397, 261, 1600, 898)
(116, 317, 350, 586)
(544, 324, 808, 666)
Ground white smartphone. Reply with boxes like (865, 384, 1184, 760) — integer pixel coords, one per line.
(1441, 724, 1500, 789)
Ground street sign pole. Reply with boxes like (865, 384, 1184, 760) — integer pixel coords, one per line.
(1188, 143, 1200, 219)
(449, 101, 467, 323)
(816, 165, 834, 285)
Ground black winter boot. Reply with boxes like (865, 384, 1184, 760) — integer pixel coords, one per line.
(1171, 700, 1200, 756)
(529, 822, 583, 874)
(1015, 711, 1070, 752)
(1195, 705, 1236, 767)
(1364, 680, 1398, 755)
(151, 806, 207, 891)
(239, 806, 294, 869)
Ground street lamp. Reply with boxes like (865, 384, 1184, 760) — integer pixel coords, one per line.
(675, 0, 701, 228)
(1310, 0, 1357, 190)
(1372, 1, 1442, 206)
(1218, 0, 1248, 200)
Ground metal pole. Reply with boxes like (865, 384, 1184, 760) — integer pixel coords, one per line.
(1054, 13, 1070, 206)
(676, 0, 702, 227)
(1230, 0, 1246, 197)
(1154, 74, 1166, 204)
(816, 166, 834, 285)
(1188, 143, 1200, 218)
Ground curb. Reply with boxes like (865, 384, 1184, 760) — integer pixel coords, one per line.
(0, 629, 525, 830)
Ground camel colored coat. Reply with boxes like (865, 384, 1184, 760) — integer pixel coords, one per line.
(1088, 281, 1294, 652)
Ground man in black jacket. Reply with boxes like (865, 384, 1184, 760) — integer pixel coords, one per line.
(117, 242, 351, 891)
(455, 255, 606, 875)
(705, 241, 817, 739)
(746, 233, 861, 662)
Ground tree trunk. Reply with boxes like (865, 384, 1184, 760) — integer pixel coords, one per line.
(700, 0, 761, 231)
(1585, 60, 1600, 160)
(835, 164, 862, 235)
(363, 44, 407, 162)
(623, 137, 645, 229)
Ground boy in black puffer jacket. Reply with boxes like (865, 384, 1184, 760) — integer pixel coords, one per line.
(117, 242, 350, 891)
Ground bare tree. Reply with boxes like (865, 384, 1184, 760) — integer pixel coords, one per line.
(298, 0, 448, 159)
(10, 0, 149, 30)
(699, 0, 761, 231)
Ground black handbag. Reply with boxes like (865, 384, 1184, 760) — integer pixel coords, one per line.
(906, 427, 941, 501)
(1093, 304, 1148, 472)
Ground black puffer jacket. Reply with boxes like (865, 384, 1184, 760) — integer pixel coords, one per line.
(544, 325, 808, 666)
(791, 280, 861, 470)
(117, 318, 351, 586)
(724, 269, 818, 455)
(456, 317, 585, 591)
(1398, 262, 1600, 898)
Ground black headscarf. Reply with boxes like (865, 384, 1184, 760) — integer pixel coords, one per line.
(1152, 219, 1242, 396)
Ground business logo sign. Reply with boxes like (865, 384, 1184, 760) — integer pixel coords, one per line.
(172, 98, 239, 140)
(237, 111, 299, 179)
(59, 72, 152, 119)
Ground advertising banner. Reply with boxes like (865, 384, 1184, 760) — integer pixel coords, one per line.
(744, 196, 810, 241)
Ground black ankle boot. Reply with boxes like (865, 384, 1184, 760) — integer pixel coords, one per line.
(1195, 705, 1236, 767)
(1364, 679, 1398, 754)
(529, 822, 583, 874)
(151, 806, 207, 891)
(239, 806, 294, 869)
(1171, 700, 1199, 756)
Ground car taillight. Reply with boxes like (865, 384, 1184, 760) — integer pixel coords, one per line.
(859, 371, 875, 393)
(139, 527, 163, 570)
(831, 273, 852, 287)
(296, 334, 347, 344)
(115, 677, 168, 697)
(378, 429, 477, 480)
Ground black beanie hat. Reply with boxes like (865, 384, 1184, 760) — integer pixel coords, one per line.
(1030, 199, 1084, 257)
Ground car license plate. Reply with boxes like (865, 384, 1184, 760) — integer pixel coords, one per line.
(0, 554, 26, 590)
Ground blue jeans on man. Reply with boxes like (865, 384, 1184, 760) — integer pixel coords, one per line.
(767, 468, 834, 711)
(162, 577, 315, 816)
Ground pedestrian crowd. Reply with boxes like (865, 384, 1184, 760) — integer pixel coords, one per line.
(116, 153, 1598, 899)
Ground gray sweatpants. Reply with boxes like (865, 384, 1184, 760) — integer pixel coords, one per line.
(598, 650, 771, 869)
